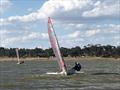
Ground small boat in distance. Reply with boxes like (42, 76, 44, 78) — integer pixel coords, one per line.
(15, 48, 24, 64)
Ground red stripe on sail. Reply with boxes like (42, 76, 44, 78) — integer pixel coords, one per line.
(60, 60, 64, 67)
(48, 17, 51, 24)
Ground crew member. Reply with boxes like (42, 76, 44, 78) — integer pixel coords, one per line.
(73, 62, 81, 71)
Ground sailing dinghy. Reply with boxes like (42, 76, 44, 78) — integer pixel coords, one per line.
(15, 48, 24, 64)
(47, 17, 83, 75)
(47, 17, 67, 75)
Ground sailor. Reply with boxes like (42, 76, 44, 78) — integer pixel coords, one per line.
(20, 61, 24, 64)
(67, 62, 81, 75)
(17, 61, 24, 64)
(73, 62, 81, 71)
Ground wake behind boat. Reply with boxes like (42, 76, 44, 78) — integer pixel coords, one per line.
(47, 17, 82, 75)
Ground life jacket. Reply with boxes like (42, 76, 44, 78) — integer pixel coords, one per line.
(74, 63, 81, 71)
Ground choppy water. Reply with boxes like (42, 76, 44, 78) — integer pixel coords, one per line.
(0, 59, 120, 90)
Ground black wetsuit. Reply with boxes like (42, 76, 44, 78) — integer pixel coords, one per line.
(73, 63, 81, 71)
(67, 62, 81, 75)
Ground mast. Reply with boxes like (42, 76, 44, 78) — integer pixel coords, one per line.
(48, 17, 67, 75)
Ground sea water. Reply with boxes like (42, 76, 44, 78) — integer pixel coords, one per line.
(0, 59, 120, 90)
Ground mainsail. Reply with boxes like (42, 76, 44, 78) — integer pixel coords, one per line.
(15, 48, 24, 64)
(48, 17, 67, 75)
(15, 48, 20, 64)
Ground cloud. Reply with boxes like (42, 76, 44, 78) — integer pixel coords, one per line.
(40, 0, 91, 16)
(40, 0, 119, 23)
(0, 0, 119, 48)
(82, 0, 120, 17)
(0, 29, 10, 35)
(60, 38, 84, 48)
(0, 0, 11, 13)
(59, 24, 120, 47)
(86, 29, 100, 37)
(59, 31, 84, 47)
(1, 0, 119, 25)
(68, 31, 80, 38)
(1, 12, 46, 23)
(41, 33, 48, 39)
(27, 8, 33, 12)
(0, 29, 48, 47)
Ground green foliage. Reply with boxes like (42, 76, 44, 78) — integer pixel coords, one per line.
(0, 44, 119, 58)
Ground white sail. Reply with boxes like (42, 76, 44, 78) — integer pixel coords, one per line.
(48, 17, 67, 75)
(15, 48, 20, 64)
(15, 48, 24, 64)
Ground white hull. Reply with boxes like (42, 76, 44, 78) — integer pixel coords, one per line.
(17, 62, 21, 64)
(46, 71, 67, 75)
(75, 71, 84, 74)
(46, 71, 84, 75)
(17, 61, 24, 64)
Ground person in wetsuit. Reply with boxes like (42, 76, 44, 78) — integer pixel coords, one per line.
(73, 62, 81, 71)
(67, 62, 81, 75)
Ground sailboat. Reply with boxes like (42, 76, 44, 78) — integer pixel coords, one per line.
(47, 17, 83, 75)
(47, 17, 67, 75)
(15, 48, 24, 64)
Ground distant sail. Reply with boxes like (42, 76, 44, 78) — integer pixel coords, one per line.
(15, 48, 24, 64)
(16, 48, 20, 63)
(48, 17, 67, 75)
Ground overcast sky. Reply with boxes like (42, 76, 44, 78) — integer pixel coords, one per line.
(0, 0, 120, 49)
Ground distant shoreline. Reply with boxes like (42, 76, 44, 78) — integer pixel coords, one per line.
(0, 57, 119, 61)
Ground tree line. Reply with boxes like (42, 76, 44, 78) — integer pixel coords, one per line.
(0, 44, 120, 58)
